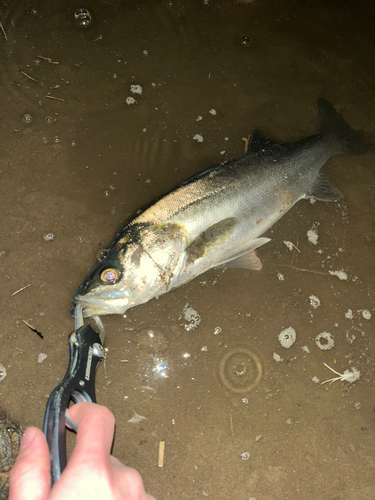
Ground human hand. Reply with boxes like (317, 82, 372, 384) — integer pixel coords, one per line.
(9, 402, 155, 500)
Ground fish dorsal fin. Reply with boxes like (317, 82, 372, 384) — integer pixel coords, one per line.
(215, 237, 271, 269)
(187, 218, 237, 262)
(247, 130, 281, 154)
(305, 173, 343, 202)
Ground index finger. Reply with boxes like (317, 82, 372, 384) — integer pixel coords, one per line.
(65, 402, 115, 471)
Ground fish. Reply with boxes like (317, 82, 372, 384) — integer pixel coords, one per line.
(71, 99, 374, 320)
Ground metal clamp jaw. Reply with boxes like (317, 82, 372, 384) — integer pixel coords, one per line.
(42, 324, 104, 486)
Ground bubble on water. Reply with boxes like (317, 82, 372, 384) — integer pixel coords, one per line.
(315, 331, 334, 350)
(53, 136, 59, 143)
(43, 233, 55, 241)
(74, 8, 92, 28)
(126, 97, 136, 105)
(278, 326, 296, 348)
(193, 134, 204, 143)
(209, 109, 216, 115)
(181, 303, 201, 331)
(214, 326, 221, 335)
(309, 295, 320, 309)
(45, 116, 53, 123)
(112, 73, 117, 80)
(361, 309, 371, 320)
(345, 309, 354, 319)
(241, 451, 250, 461)
(22, 114, 32, 123)
(71, 140, 76, 147)
(130, 84, 143, 95)
(239, 35, 253, 48)
(145, 179, 151, 184)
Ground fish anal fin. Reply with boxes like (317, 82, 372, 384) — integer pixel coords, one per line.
(215, 237, 271, 270)
(305, 173, 342, 202)
(219, 251, 262, 270)
(187, 218, 237, 263)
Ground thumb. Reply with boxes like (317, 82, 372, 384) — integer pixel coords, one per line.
(9, 427, 51, 500)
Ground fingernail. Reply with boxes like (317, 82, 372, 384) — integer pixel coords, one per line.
(20, 427, 38, 451)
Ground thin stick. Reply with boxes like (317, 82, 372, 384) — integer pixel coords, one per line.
(277, 264, 328, 276)
(0, 21, 7, 41)
(158, 441, 165, 468)
(12, 283, 32, 296)
(0, 472, 10, 478)
(290, 242, 301, 253)
(230, 410, 234, 437)
(20, 71, 38, 83)
(37, 55, 59, 64)
(45, 95, 64, 102)
(242, 135, 251, 153)
(323, 362, 343, 377)
(23, 320, 44, 339)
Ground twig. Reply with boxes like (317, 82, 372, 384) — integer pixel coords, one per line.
(20, 71, 38, 83)
(23, 320, 44, 339)
(242, 135, 251, 153)
(0, 21, 7, 41)
(277, 264, 328, 276)
(158, 441, 165, 467)
(45, 95, 65, 102)
(37, 55, 59, 64)
(0, 472, 10, 478)
(12, 283, 32, 296)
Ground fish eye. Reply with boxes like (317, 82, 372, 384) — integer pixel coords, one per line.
(100, 267, 120, 284)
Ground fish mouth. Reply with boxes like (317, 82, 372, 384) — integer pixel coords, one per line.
(71, 293, 130, 318)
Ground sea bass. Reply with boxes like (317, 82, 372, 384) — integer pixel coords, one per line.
(71, 99, 373, 319)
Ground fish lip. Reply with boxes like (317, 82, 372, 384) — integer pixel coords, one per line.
(71, 293, 129, 317)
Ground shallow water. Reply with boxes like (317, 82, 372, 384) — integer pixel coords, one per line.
(0, 0, 374, 498)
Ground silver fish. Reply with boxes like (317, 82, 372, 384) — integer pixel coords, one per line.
(71, 99, 374, 319)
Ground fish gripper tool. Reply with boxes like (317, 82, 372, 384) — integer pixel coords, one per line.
(42, 324, 104, 486)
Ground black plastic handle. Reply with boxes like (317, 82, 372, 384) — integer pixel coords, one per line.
(42, 325, 104, 485)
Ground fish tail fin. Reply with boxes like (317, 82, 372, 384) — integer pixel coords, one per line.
(318, 98, 375, 155)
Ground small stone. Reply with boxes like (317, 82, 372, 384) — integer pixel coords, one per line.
(38, 353, 47, 363)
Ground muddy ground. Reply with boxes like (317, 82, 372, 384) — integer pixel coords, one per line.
(1, 0, 374, 498)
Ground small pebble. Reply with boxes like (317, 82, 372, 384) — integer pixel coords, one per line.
(38, 353, 47, 363)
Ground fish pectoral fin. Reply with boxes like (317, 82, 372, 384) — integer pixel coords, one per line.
(187, 218, 237, 263)
(305, 173, 343, 202)
(215, 237, 271, 270)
